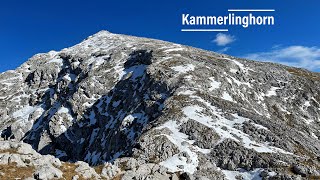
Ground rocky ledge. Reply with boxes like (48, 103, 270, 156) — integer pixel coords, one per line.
(0, 31, 320, 179)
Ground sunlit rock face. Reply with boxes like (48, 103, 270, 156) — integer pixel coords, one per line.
(1, 30, 320, 179)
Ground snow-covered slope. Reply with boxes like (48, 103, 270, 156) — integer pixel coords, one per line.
(1, 30, 320, 179)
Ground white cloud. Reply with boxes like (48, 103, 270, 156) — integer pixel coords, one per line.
(213, 33, 235, 46)
(243, 45, 320, 71)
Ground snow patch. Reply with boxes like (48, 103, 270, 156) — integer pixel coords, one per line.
(157, 120, 198, 174)
(57, 107, 69, 114)
(177, 90, 196, 96)
(62, 73, 76, 82)
(222, 92, 234, 102)
(181, 95, 292, 154)
(121, 65, 146, 80)
(311, 132, 318, 139)
(266, 87, 281, 97)
(171, 64, 195, 75)
(224, 57, 249, 73)
(57, 106, 74, 122)
(12, 106, 39, 122)
(209, 77, 221, 91)
(229, 76, 252, 88)
(47, 58, 63, 64)
(121, 115, 135, 128)
(164, 47, 185, 53)
(230, 68, 238, 73)
(222, 168, 263, 180)
(304, 101, 311, 107)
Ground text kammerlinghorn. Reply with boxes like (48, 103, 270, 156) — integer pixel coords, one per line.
(182, 13, 274, 28)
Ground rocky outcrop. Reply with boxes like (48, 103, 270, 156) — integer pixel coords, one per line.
(1, 30, 320, 179)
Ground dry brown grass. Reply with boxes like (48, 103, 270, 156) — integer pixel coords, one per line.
(59, 163, 122, 180)
(58, 162, 85, 180)
(93, 164, 104, 174)
(287, 68, 320, 81)
(0, 162, 35, 180)
(112, 174, 123, 180)
(0, 148, 18, 154)
(293, 143, 315, 157)
(0, 151, 123, 180)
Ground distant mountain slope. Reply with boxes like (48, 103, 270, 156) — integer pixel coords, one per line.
(0, 30, 320, 179)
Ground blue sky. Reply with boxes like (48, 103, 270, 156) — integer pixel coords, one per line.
(0, 0, 320, 72)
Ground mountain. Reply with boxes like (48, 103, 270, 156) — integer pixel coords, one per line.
(0, 30, 320, 179)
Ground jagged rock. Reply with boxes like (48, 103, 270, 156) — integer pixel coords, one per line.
(292, 164, 308, 177)
(180, 119, 220, 149)
(74, 161, 101, 179)
(0, 30, 320, 179)
(0, 153, 26, 167)
(180, 172, 195, 180)
(100, 162, 121, 179)
(114, 157, 139, 171)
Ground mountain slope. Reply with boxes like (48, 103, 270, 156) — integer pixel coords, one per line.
(1, 30, 320, 179)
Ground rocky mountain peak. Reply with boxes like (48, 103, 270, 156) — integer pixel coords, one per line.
(0, 31, 320, 179)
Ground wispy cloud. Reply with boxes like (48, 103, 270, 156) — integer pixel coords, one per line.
(243, 45, 320, 71)
(213, 33, 235, 46)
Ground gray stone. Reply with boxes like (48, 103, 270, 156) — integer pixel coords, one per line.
(74, 161, 100, 179)
(101, 162, 120, 179)
(292, 164, 309, 177)
(34, 164, 63, 180)
(0, 30, 319, 180)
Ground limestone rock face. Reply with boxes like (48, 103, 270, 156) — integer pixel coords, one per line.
(1, 30, 320, 179)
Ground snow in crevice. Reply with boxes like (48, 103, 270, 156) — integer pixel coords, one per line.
(156, 120, 199, 174)
(121, 112, 148, 142)
(224, 57, 249, 73)
(12, 105, 44, 123)
(229, 76, 252, 88)
(277, 105, 291, 115)
(303, 101, 311, 107)
(181, 94, 292, 154)
(311, 132, 318, 139)
(251, 123, 269, 130)
(225, 77, 232, 84)
(55, 106, 75, 135)
(163, 47, 185, 53)
(177, 90, 196, 96)
(117, 64, 147, 82)
(115, 64, 126, 81)
(62, 73, 76, 82)
(222, 92, 235, 102)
